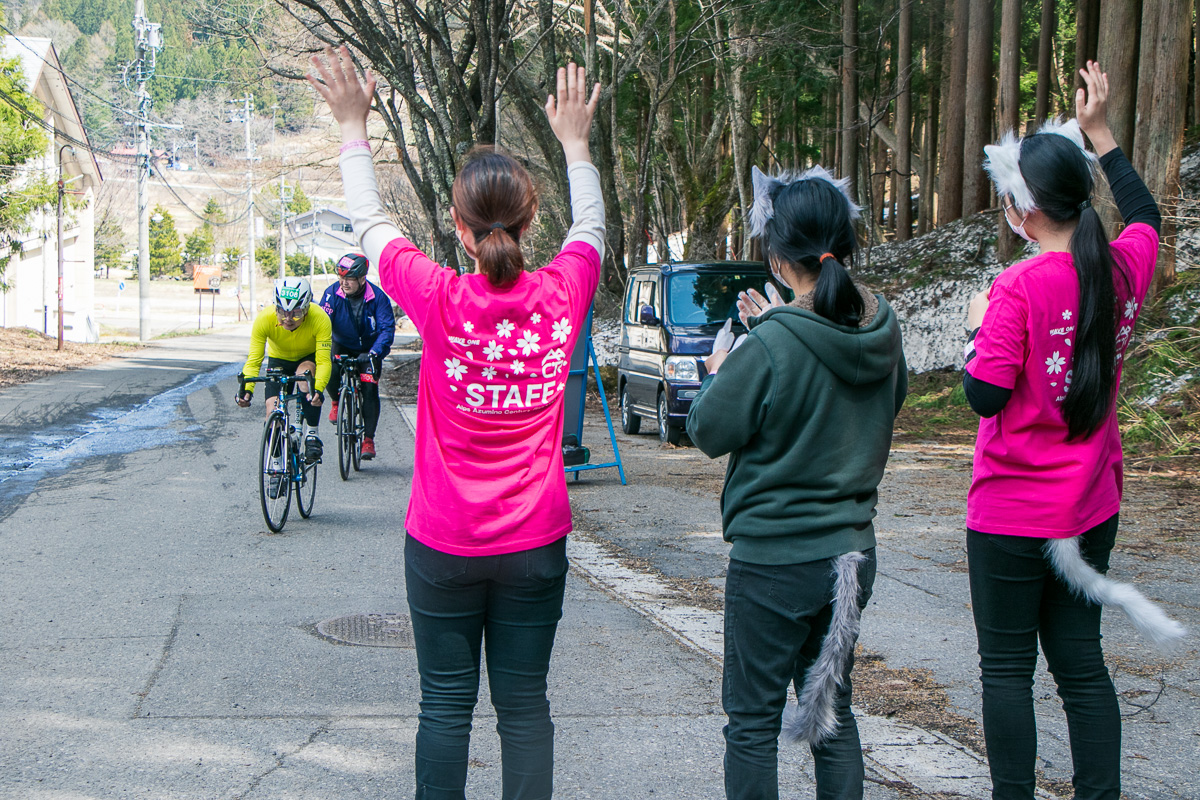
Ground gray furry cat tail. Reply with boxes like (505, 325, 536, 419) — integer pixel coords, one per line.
(1045, 536, 1186, 653)
(782, 551, 866, 746)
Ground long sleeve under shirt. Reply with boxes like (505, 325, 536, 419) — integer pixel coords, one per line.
(963, 146, 1162, 416)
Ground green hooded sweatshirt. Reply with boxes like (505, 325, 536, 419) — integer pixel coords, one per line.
(686, 297, 907, 565)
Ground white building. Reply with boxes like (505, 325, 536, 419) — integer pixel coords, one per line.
(284, 207, 359, 270)
(0, 36, 103, 342)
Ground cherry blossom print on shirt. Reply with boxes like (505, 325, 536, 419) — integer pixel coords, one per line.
(484, 341, 504, 361)
(496, 319, 515, 338)
(463, 321, 475, 333)
(1124, 299, 1139, 319)
(510, 359, 526, 376)
(530, 312, 542, 324)
(551, 317, 572, 343)
(516, 330, 541, 356)
(1062, 309, 1072, 320)
(1045, 351, 1066, 374)
(481, 366, 497, 380)
(445, 357, 467, 381)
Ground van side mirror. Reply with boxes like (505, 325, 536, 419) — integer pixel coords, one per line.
(639, 305, 659, 326)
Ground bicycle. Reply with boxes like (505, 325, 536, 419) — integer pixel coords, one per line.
(333, 353, 371, 481)
(237, 369, 319, 532)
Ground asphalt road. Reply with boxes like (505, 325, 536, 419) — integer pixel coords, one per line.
(0, 335, 917, 799)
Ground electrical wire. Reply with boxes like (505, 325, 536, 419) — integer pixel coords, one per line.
(150, 161, 249, 226)
(0, 83, 137, 163)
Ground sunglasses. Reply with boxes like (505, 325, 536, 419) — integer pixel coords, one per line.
(276, 308, 308, 321)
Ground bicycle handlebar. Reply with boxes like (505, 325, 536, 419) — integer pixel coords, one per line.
(236, 370, 316, 403)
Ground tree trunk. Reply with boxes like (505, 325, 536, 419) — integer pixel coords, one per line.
(997, 0, 1021, 260)
(896, 0, 914, 240)
(841, 0, 860, 194)
(963, 0, 995, 216)
(940, 0, 969, 224)
(1134, 0, 1194, 289)
(1098, 0, 1140, 154)
(1074, 0, 1101, 90)
(1033, 0, 1055, 128)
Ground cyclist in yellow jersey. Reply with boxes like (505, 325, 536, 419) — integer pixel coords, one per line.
(236, 277, 333, 463)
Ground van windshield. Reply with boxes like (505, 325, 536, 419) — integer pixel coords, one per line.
(667, 271, 772, 325)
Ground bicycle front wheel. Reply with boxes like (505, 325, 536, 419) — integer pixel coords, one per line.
(352, 390, 365, 471)
(337, 386, 353, 481)
(259, 412, 291, 532)
(295, 455, 317, 518)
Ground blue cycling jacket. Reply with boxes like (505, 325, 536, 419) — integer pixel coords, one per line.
(320, 280, 396, 357)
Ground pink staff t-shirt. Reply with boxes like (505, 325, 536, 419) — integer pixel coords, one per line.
(965, 222, 1159, 538)
(379, 237, 601, 556)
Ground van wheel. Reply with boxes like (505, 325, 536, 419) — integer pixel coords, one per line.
(620, 386, 641, 435)
(658, 391, 682, 445)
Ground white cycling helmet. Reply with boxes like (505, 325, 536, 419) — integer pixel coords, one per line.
(274, 277, 312, 312)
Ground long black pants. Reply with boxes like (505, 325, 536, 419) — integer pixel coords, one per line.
(722, 549, 876, 800)
(967, 515, 1121, 800)
(405, 533, 568, 800)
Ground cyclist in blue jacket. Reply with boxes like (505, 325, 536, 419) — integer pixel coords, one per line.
(321, 253, 396, 460)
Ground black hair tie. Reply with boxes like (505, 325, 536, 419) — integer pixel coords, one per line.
(1077, 199, 1092, 213)
(490, 222, 508, 235)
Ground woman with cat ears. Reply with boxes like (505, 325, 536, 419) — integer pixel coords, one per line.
(966, 61, 1184, 799)
(687, 165, 907, 800)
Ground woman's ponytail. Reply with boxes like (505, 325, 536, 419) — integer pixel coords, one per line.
(451, 146, 538, 288)
(813, 253, 864, 327)
(471, 224, 525, 287)
(1019, 134, 1125, 440)
(1062, 205, 1117, 440)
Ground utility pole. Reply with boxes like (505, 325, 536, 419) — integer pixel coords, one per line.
(56, 145, 74, 351)
(277, 172, 293, 280)
(132, 0, 162, 342)
(230, 95, 257, 312)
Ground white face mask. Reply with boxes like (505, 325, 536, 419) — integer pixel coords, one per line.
(1004, 206, 1037, 243)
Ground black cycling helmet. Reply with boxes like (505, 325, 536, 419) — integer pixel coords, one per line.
(335, 253, 370, 279)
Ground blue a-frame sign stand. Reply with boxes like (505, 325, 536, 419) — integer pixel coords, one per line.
(562, 306, 626, 484)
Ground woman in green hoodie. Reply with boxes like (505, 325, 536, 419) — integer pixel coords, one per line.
(687, 165, 907, 800)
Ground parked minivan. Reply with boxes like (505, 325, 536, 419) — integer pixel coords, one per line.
(618, 261, 776, 444)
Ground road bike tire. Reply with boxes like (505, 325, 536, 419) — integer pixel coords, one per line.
(351, 389, 364, 471)
(295, 455, 317, 518)
(260, 412, 291, 532)
(337, 384, 353, 481)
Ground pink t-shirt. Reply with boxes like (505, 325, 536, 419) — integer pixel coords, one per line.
(965, 223, 1159, 537)
(379, 237, 601, 556)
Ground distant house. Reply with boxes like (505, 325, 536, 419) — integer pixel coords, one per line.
(0, 36, 103, 342)
(284, 207, 359, 268)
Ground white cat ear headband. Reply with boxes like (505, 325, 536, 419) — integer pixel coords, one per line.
(749, 164, 861, 240)
(983, 117, 1097, 214)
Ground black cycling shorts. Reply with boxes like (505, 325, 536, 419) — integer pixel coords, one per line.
(263, 353, 318, 400)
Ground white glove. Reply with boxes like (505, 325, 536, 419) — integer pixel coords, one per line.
(711, 319, 746, 357)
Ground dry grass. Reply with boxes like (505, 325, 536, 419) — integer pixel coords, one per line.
(0, 327, 139, 389)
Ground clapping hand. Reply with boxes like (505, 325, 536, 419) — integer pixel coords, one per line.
(705, 319, 747, 375)
(737, 283, 786, 328)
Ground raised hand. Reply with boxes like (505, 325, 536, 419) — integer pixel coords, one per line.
(307, 45, 377, 143)
(737, 283, 786, 327)
(1076, 60, 1117, 156)
(544, 62, 601, 165)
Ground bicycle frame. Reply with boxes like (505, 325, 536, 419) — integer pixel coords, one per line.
(238, 369, 319, 531)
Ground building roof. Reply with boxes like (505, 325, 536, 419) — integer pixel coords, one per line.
(1, 35, 104, 188)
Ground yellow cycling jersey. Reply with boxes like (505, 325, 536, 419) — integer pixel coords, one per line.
(242, 304, 333, 393)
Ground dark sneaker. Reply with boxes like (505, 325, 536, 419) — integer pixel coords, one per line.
(328, 400, 338, 423)
(268, 474, 284, 499)
(305, 434, 323, 463)
(361, 437, 376, 460)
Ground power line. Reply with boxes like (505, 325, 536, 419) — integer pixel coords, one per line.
(0, 83, 137, 163)
(150, 161, 249, 227)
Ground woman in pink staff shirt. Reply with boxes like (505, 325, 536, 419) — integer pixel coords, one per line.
(963, 62, 1183, 800)
(309, 49, 602, 800)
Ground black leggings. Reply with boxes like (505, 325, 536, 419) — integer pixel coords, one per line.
(967, 515, 1121, 800)
(265, 355, 321, 429)
(328, 344, 381, 438)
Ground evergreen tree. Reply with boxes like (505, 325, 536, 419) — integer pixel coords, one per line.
(148, 204, 182, 276)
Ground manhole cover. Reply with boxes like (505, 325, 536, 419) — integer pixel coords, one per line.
(315, 613, 414, 648)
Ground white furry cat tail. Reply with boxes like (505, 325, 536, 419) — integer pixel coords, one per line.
(782, 551, 866, 746)
(1045, 536, 1186, 653)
